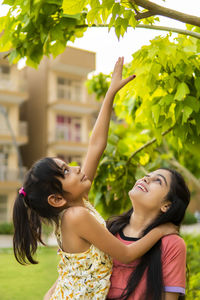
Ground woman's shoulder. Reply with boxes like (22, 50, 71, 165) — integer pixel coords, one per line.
(162, 233, 185, 244)
(161, 234, 186, 255)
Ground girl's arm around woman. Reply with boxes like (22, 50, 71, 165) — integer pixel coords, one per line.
(64, 205, 177, 264)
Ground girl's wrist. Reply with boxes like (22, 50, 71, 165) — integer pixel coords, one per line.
(152, 227, 163, 239)
(107, 87, 118, 98)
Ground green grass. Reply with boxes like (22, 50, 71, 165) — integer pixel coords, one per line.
(0, 247, 59, 300)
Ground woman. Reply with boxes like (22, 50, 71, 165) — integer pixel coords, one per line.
(107, 168, 190, 300)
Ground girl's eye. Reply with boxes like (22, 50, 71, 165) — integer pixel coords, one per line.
(63, 168, 69, 175)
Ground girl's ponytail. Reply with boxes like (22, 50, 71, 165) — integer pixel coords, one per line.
(13, 192, 44, 265)
(13, 157, 66, 265)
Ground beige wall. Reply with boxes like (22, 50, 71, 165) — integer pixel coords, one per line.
(21, 58, 49, 167)
(50, 47, 96, 72)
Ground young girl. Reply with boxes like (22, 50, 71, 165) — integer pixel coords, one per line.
(13, 57, 177, 300)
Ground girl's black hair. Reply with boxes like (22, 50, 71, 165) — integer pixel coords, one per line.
(107, 168, 190, 300)
(13, 157, 65, 265)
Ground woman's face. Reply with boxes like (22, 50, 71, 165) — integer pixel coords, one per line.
(129, 169, 171, 215)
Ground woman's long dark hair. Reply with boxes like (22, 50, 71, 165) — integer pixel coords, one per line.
(107, 168, 190, 300)
(13, 157, 65, 265)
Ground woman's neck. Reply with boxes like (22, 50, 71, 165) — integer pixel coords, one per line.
(123, 210, 156, 238)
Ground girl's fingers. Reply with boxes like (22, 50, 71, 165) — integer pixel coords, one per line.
(121, 74, 136, 87)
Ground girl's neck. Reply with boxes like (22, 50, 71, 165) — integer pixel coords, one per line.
(66, 196, 87, 208)
(123, 210, 156, 238)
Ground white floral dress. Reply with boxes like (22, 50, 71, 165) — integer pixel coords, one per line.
(51, 200, 113, 299)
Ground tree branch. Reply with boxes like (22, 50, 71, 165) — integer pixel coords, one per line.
(135, 24, 200, 39)
(135, 10, 156, 21)
(169, 158, 200, 191)
(126, 126, 174, 165)
(131, 0, 200, 27)
(76, 24, 200, 39)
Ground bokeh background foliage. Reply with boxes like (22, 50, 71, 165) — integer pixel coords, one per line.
(88, 34, 200, 216)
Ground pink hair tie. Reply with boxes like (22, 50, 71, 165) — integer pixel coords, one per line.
(19, 187, 27, 197)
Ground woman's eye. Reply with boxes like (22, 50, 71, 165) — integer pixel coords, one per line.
(156, 178, 161, 184)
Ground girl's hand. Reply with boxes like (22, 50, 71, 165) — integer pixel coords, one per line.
(158, 223, 179, 237)
(108, 56, 136, 95)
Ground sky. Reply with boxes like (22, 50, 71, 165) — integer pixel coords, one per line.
(0, 0, 199, 74)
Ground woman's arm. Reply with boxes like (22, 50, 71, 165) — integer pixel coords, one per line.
(82, 57, 135, 183)
(65, 207, 177, 264)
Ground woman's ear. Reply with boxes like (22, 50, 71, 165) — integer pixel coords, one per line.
(160, 201, 171, 213)
(48, 194, 66, 208)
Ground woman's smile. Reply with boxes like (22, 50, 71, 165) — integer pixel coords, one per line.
(135, 181, 148, 192)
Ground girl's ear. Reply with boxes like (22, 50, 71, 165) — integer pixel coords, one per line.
(160, 201, 171, 213)
(48, 194, 66, 208)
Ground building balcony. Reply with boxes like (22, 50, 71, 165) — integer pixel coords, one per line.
(48, 138, 88, 154)
(0, 89, 28, 105)
(49, 47, 95, 76)
(0, 75, 28, 104)
(0, 121, 28, 145)
(49, 98, 98, 114)
(0, 166, 27, 187)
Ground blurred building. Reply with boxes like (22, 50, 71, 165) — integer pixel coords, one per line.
(0, 47, 97, 223)
(21, 47, 97, 168)
(0, 58, 28, 222)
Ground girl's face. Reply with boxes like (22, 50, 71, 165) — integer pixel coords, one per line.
(54, 158, 91, 202)
(129, 169, 171, 215)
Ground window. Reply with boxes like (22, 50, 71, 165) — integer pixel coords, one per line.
(56, 115, 82, 142)
(0, 147, 9, 181)
(0, 65, 10, 75)
(0, 108, 9, 135)
(0, 65, 10, 80)
(72, 81, 82, 102)
(0, 195, 8, 222)
(57, 77, 82, 102)
(57, 77, 71, 99)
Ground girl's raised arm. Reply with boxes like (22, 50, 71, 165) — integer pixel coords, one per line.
(82, 57, 135, 183)
(65, 206, 177, 264)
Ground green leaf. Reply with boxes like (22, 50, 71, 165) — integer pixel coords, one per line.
(0, 16, 7, 32)
(152, 104, 160, 125)
(160, 94, 174, 105)
(102, 0, 114, 10)
(94, 190, 102, 206)
(2, 0, 15, 4)
(174, 82, 190, 101)
(50, 41, 66, 58)
(129, 14, 137, 28)
(8, 49, 19, 64)
(139, 153, 150, 165)
(114, 25, 121, 39)
(182, 106, 193, 124)
(112, 3, 120, 19)
(90, 0, 100, 9)
(45, 0, 63, 4)
(183, 96, 200, 113)
(62, 0, 87, 14)
(194, 77, 200, 96)
(87, 8, 100, 24)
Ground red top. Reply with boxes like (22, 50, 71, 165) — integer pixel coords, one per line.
(108, 230, 186, 299)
